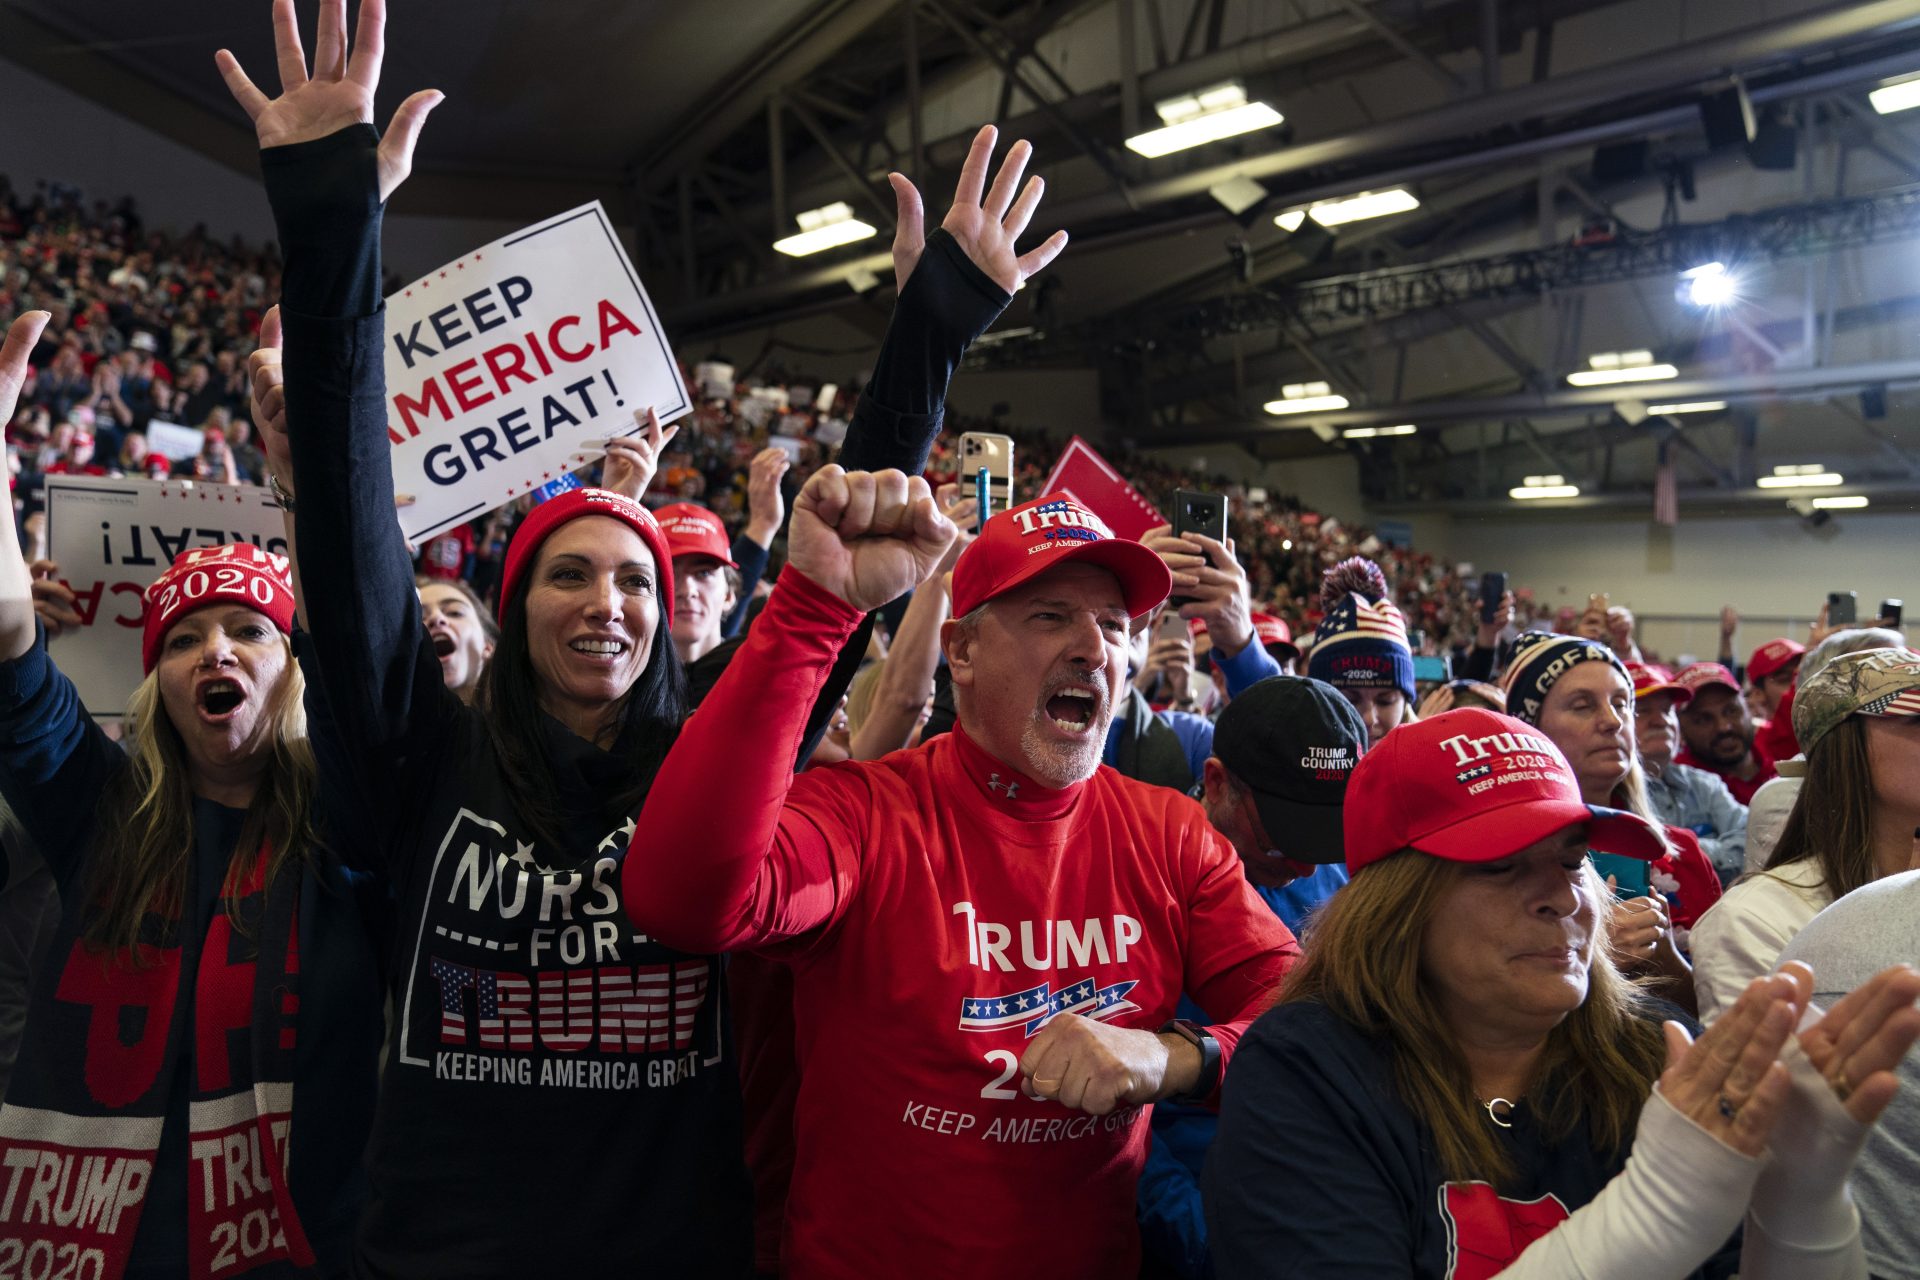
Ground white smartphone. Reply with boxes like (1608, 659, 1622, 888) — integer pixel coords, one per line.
(957, 431, 1015, 513)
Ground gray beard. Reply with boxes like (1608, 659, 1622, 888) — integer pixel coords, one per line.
(1017, 708, 1109, 788)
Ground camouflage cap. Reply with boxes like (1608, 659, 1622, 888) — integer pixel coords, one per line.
(1788, 647, 1920, 762)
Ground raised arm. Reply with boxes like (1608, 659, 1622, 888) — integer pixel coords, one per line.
(624, 468, 955, 953)
(219, 0, 455, 794)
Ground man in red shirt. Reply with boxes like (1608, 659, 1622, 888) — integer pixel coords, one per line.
(627, 488, 1299, 1279)
(1673, 661, 1777, 804)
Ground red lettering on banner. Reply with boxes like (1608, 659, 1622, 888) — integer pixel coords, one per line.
(192, 914, 258, 1096)
(53, 941, 178, 1109)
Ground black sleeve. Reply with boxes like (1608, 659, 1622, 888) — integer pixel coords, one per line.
(1462, 643, 1496, 682)
(265, 127, 462, 831)
(786, 231, 1007, 764)
(0, 627, 126, 880)
(835, 229, 1009, 475)
(919, 662, 957, 744)
(724, 531, 771, 639)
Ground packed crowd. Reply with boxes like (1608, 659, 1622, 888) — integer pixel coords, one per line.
(2, 8, 1918, 1280)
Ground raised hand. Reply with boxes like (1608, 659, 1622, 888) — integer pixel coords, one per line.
(216, 0, 441, 201)
(1794, 962, 1920, 1125)
(745, 447, 792, 546)
(249, 306, 292, 485)
(1658, 971, 1800, 1158)
(787, 467, 956, 614)
(596, 407, 676, 500)
(886, 125, 1068, 295)
(28, 562, 82, 639)
(1, 313, 51, 454)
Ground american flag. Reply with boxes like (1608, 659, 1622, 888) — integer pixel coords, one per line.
(1319, 593, 1410, 648)
(958, 978, 1142, 1037)
(433, 958, 496, 1045)
(1654, 450, 1679, 527)
(596, 961, 709, 1053)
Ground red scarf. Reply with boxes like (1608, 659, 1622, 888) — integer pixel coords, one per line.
(0, 851, 314, 1278)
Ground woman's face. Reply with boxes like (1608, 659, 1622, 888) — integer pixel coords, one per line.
(523, 517, 661, 733)
(1340, 685, 1407, 747)
(155, 604, 290, 781)
(419, 582, 492, 695)
(1420, 826, 1599, 1038)
(1865, 715, 1920, 827)
(1538, 663, 1633, 804)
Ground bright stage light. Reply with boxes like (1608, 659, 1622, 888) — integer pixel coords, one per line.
(1127, 83, 1284, 157)
(773, 202, 877, 256)
(1681, 262, 1737, 307)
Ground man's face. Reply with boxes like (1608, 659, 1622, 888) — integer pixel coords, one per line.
(1633, 691, 1682, 770)
(670, 555, 734, 657)
(1199, 759, 1301, 890)
(1678, 685, 1753, 768)
(1758, 661, 1799, 719)
(946, 561, 1130, 789)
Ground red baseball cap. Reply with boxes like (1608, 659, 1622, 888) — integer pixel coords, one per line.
(950, 493, 1170, 619)
(498, 488, 675, 628)
(141, 543, 296, 673)
(1747, 638, 1805, 683)
(1251, 611, 1299, 659)
(654, 502, 738, 570)
(1343, 707, 1666, 874)
(1674, 662, 1740, 698)
(1626, 661, 1691, 706)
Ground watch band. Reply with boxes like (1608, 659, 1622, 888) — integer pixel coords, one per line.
(1160, 1018, 1222, 1102)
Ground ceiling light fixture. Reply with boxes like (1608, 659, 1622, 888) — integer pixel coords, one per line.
(1127, 82, 1284, 158)
(1343, 424, 1417, 439)
(1567, 350, 1679, 386)
(773, 202, 877, 257)
(1810, 495, 1869, 509)
(1870, 74, 1920, 114)
(1263, 380, 1350, 415)
(1274, 187, 1421, 232)
(1646, 401, 1727, 415)
(1510, 474, 1580, 500)
(1756, 464, 1844, 489)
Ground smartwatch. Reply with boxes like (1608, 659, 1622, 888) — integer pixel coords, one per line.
(1159, 1018, 1222, 1102)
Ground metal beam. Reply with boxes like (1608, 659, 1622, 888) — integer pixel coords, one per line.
(905, 2, 926, 184)
(781, 93, 899, 229)
(1326, 0, 1467, 93)
(1481, 0, 1502, 92)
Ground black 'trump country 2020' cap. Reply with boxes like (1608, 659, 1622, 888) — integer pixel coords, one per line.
(1211, 676, 1366, 864)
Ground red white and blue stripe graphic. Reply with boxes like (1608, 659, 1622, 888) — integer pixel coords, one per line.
(957, 977, 1141, 1037)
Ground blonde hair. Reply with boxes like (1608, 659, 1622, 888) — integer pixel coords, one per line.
(1280, 850, 1666, 1186)
(82, 637, 318, 962)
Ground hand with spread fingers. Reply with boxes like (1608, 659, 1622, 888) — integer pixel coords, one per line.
(597, 408, 677, 501)
(1792, 961, 1920, 1124)
(216, 0, 441, 201)
(1657, 971, 1801, 1158)
(787, 467, 957, 614)
(887, 125, 1069, 295)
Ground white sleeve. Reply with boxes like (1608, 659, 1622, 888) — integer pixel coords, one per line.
(1496, 1086, 1759, 1280)
(1691, 888, 1798, 1021)
(1737, 1030, 1871, 1280)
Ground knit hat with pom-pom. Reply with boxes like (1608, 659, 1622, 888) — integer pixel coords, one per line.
(1306, 556, 1415, 702)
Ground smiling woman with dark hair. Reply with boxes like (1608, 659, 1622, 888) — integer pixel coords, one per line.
(217, 2, 1059, 1272)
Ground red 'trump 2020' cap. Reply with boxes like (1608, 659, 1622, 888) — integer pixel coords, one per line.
(950, 492, 1171, 619)
(1342, 707, 1666, 874)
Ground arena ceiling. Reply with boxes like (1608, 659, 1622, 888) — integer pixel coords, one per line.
(8, 0, 1920, 513)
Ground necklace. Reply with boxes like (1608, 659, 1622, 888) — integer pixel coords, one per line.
(1481, 1096, 1516, 1129)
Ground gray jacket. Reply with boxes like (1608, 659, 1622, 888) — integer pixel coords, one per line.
(1642, 760, 1748, 885)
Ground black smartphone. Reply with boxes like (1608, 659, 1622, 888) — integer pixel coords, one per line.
(1881, 599, 1903, 628)
(1480, 571, 1508, 624)
(1827, 591, 1858, 626)
(1170, 490, 1229, 607)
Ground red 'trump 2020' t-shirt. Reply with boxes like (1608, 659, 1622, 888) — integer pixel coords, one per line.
(628, 570, 1299, 1279)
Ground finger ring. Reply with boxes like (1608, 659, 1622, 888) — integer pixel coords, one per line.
(1829, 1067, 1855, 1103)
(1717, 1094, 1739, 1120)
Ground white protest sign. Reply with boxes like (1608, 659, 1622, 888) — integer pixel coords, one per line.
(383, 201, 689, 544)
(145, 420, 204, 461)
(43, 475, 287, 720)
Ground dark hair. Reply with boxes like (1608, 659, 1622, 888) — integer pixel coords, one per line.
(1764, 715, 1876, 897)
(416, 574, 500, 645)
(477, 567, 687, 853)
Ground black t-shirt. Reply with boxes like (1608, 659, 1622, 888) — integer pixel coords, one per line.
(1203, 999, 1737, 1280)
